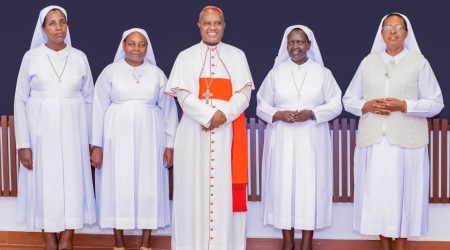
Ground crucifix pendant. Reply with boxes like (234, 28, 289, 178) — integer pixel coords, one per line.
(203, 88, 213, 105)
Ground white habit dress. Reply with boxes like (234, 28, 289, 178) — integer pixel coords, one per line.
(258, 59, 342, 230)
(343, 48, 444, 237)
(92, 58, 178, 229)
(166, 41, 253, 250)
(14, 44, 97, 232)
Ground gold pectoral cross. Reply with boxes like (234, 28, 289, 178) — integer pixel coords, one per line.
(202, 88, 213, 105)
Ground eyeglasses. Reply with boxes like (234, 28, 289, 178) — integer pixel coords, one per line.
(382, 25, 406, 32)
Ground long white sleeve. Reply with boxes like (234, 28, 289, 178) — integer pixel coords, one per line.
(166, 53, 216, 127)
(342, 60, 367, 117)
(217, 49, 253, 123)
(156, 71, 179, 148)
(216, 85, 252, 123)
(404, 59, 444, 117)
(91, 68, 112, 148)
(14, 52, 31, 149)
(256, 70, 279, 124)
(81, 53, 95, 144)
(312, 69, 343, 123)
(175, 90, 216, 127)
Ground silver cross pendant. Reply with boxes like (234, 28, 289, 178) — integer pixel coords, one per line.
(202, 88, 213, 105)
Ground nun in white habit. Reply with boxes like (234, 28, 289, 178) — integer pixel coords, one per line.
(14, 5, 96, 249)
(257, 25, 342, 250)
(90, 28, 178, 250)
(343, 13, 444, 249)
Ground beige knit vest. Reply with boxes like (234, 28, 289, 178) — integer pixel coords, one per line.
(357, 52, 428, 148)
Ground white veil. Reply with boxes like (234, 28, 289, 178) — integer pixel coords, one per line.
(113, 28, 156, 65)
(273, 25, 324, 68)
(370, 13, 421, 54)
(30, 5, 71, 49)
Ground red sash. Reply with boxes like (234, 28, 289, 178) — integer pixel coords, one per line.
(198, 77, 248, 212)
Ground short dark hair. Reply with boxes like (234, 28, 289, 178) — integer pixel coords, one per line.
(382, 13, 408, 31)
(42, 8, 66, 28)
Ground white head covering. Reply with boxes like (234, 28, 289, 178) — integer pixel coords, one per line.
(370, 13, 421, 54)
(113, 28, 156, 65)
(273, 25, 324, 68)
(30, 5, 71, 49)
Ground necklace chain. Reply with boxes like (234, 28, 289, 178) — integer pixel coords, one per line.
(291, 70, 307, 97)
(47, 54, 68, 83)
(132, 69, 142, 84)
(202, 47, 219, 104)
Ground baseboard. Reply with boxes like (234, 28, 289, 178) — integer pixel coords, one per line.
(1, 231, 450, 250)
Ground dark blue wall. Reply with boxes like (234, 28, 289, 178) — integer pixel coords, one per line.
(1, 0, 448, 117)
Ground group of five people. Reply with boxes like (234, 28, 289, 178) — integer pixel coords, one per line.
(13, 4, 444, 250)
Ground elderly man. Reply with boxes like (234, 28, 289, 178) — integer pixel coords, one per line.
(166, 5, 254, 250)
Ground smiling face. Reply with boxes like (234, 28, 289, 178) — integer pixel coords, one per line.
(123, 32, 148, 67)
(198, 9, 225, 46)
(381, 15, 408, 53)
(42, 9, 67, 47)
(287, 29, 310, 65)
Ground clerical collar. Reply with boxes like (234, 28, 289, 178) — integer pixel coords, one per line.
(200, 41, 222, 51)
(381, 48, 408, 64)
(41, 43, 69, 57)
(121, 58, 146, 69)
(288, 57, 311, 70)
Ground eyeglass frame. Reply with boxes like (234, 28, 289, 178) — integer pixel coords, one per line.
(381, 25, 407, 32)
